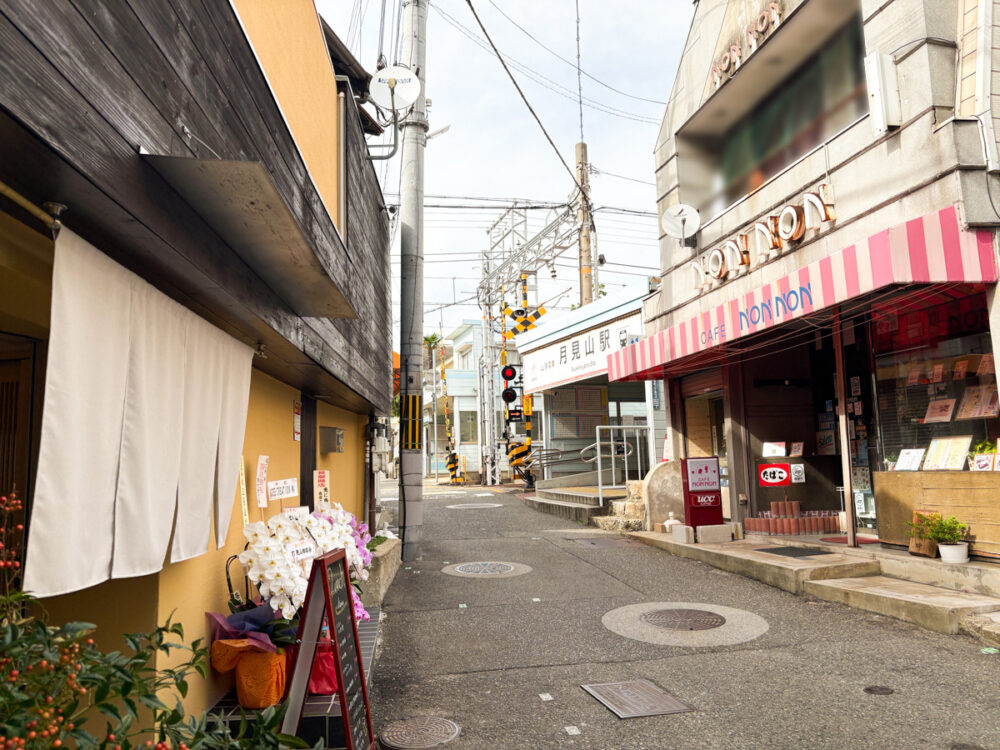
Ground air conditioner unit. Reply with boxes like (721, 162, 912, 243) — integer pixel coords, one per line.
(865, 52, 901, 135)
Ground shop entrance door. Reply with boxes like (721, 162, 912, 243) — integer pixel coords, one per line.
(0, 337, 36, 497)
(683, 388, 730, 519)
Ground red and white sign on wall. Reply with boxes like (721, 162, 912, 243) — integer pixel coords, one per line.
(684, 458, 721, 491)
(758, 463, 791, 487)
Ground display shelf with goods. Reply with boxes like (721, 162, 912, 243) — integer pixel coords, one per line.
(869, 291, 1000, 558)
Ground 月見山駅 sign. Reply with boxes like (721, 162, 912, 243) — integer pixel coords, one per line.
(711, 2, 783, 90)
(690, 184, 835, 292)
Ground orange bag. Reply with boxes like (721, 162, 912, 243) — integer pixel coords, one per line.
(210, 638, 287, 709)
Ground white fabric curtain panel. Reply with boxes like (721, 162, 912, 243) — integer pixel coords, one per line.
(24, 230, 253, 598)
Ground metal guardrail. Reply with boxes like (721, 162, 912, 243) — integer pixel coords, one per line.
(596, 425, 651, 507)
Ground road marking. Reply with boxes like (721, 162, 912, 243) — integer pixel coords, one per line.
(565, 726, 580, 736)
(532, 597, 541, 602)
(458, 603, 467, 609)
(539, 693, 553, 702)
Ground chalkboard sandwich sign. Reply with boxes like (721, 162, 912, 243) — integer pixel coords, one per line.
(281, 549, 375, 750)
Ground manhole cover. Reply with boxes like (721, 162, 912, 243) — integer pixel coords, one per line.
(380, 717, 460, 748)
(863, 685, 894, 695)
(756, 546, 833, 558)
(441, 561, 532, 578)
(456, 562, 514, 575)
(581, 679, 693, 719)
(445, 503, 502, 509)
(640, 608, 727, 631)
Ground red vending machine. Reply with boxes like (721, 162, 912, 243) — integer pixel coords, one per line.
(681, 457, 723, 530)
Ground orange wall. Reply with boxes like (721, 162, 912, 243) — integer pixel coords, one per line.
(316, 401, 367, 520)
(233, 0, 343, 230)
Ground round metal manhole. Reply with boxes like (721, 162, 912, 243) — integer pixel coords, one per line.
(863, 685, 895, 695)
(640, 608, 727, 631)
(441, 561, 532, 578)
(380, 716, 461, 749)
(445, 503, 503, 509)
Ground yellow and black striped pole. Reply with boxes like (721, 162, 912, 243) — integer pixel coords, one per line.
(400, 393, 423, 451)
(523, 393, 534, 487)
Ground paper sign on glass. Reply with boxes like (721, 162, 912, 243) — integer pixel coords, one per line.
(894, 448, 925, 471)
(976, 353, 995, 376)
(972, 453, 996, 471)
(953, 360, 968, 379)
(816, 430, 836, 455)
(923, 439, 950, 470)
(942, 436, 973, 471)
(790, 464, 806, 483)
(762, 442, 786, 457)
(850, 376, 861, 397)
(789, 442, 804, 457)
(923, 399, 955, 424)
(851, 467, 871, 492)
(906, 370, 920, 386)
(932, 364, 944, 382)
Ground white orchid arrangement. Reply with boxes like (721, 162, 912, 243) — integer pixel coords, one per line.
(238, 503, 373, 621)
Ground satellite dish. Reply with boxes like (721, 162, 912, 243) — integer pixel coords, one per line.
(660, 204, 701, 240)
(369, 65, 422, 111)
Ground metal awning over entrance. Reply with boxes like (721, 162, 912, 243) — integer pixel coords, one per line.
(609, 205, 997, 382)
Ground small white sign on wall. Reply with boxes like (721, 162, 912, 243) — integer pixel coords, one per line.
(268, 478, 299, 501)
(255, 455, 270, 508)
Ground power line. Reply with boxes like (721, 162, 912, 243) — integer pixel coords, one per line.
(592, 166, 656, 187)
(463, 0, 589, 206)
(485, 0, 667, 106)
(435, 5, 659, 125)
(574, 0, 584, 143)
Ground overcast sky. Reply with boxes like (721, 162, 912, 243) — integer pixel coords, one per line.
(316, 0, 694, 345)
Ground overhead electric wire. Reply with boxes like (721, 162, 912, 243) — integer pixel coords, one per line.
(592, 166, 656, 186)
(436, 5, 659, 125)
(574, 0, 584, 143)
(462, 0, 591, 206)
(485, 0, 667, 106)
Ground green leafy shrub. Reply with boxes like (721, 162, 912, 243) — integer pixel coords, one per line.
(926, 515, 969, 545)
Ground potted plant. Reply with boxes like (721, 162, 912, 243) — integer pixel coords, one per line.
(926, 515, 970, 564)
(906, 511, 938, 558)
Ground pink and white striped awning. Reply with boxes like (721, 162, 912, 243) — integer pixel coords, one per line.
(608, 205, 998, 382)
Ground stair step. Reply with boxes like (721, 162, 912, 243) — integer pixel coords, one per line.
(804, 575, 1000, 634)
(536, 489, 604, 507)
(520, 494, 604, 524)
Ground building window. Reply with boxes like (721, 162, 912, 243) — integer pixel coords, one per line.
(871, 292, 998, 472)
(459, 411, 478, 443)
(716, 17, 867, 208)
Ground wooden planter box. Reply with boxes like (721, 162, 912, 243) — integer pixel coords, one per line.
(907, 536, 938, 558)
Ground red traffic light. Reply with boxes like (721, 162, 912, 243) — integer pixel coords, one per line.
(501, 365, 517, 381)
(502, 387, 518, 403)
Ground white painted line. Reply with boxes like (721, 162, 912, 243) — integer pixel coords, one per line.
(565, 726, 580, 736)
(539, 693, 553, 702)
(532, 597, 541, 602)
(443, 561, 450, 564)
(474, 493, 493, 497)
(458, 603, 467, 609)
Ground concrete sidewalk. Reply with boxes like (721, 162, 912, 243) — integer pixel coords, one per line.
(631, 531, 1000, 641)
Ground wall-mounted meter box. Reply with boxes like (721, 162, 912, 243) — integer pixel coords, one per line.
(320, 426, 345, 453)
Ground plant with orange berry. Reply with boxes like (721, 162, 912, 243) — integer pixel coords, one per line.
(0, 591, 320, 749)
(0, 492, 26, 624)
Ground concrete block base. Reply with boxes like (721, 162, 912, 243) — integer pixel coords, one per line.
(671, 524, 695, 544)
(358, 537, 401, 607)
(696, 524, 734, 544)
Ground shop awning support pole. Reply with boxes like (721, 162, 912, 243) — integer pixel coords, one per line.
(832, 312, 858, 547)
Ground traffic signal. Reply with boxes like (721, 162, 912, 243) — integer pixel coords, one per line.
(502, 387, 518, 403)
(501, 364, 517, 381)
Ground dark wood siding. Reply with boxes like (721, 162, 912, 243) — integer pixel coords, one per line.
(0, 0, 391, 414)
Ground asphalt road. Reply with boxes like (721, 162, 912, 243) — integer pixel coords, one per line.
(370, 484, 1000, 750)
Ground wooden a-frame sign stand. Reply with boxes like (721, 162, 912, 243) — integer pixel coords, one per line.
(280, 549, 375, 750)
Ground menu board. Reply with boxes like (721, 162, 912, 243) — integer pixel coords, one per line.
(956, 385, 1000, 420)
(923, 399, 955, 424)
(923, 436, 972, 471)
(326, 556, 374, 750)
(894, 448, 926, 471)
(281, 551, 374, 749)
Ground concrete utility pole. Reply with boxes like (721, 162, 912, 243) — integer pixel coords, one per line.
(431, 347, 438, 483)
(398, 0, 428, 562)
(576, 141, 593, 307)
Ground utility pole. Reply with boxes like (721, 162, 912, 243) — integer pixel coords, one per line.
(398, 0, 428, 562)
(431, 348, 438, 483)
(576, 141, 593, 307)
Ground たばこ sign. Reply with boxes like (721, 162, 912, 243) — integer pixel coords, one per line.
(759, 464, 790, 486)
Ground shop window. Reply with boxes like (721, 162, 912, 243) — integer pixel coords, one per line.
(459, 411, 478, 443)
(714, 17, 867, 211)
(871, 293, 998, 472)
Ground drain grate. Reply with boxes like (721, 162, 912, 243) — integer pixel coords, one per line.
(581, 680, 693, 719)
(380, 717, 461, 748)
(756, 546, 833, 558)
(863, 685, 895, 695)
(640, 608, 727, 631)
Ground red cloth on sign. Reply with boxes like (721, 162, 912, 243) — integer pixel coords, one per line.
(307, 635, 339, 695)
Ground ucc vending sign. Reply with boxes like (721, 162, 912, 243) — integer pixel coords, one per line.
(680, 457, 723, 530)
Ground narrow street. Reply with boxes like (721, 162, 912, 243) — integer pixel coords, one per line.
(372, 484, 1000, 750)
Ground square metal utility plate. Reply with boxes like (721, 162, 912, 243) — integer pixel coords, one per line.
(756, 546, 833, 558)
(581, 680, 693, 719)
(566, 537, 636, 549)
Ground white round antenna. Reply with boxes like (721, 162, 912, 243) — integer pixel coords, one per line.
(369, 65, 422, 111)
(660, 204, 701, 240)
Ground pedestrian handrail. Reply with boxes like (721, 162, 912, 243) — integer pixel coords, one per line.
(596, 425, 651, 507)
